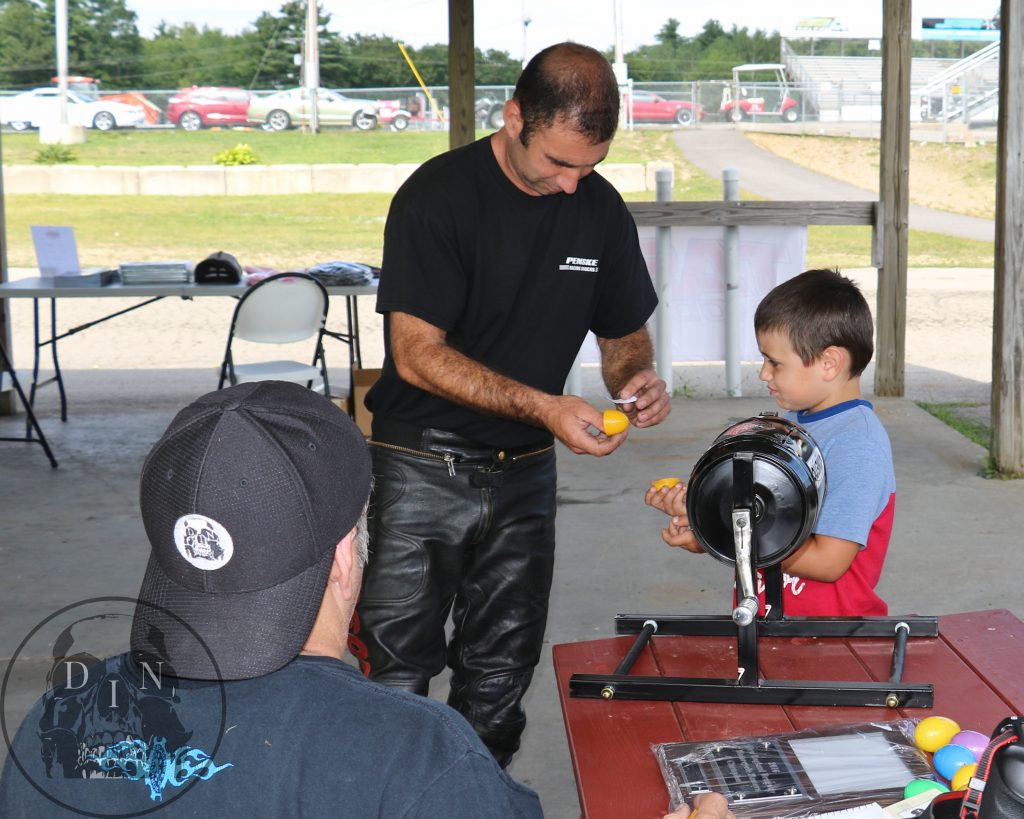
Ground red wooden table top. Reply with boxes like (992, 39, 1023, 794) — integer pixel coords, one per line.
(552, 609, 1024, 819)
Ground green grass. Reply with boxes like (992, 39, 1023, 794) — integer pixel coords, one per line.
(916, 401, 991, 450)
(806, 225, 994, 270)
(612, 131, 724, 201)
(1, 128, 698, 169)
(914, 401, 1024, 479)
(0, 128, 457, 166)
(4, 193, 393, 269)
(0, 130, 732, 267)
(0, 128, 994, 269)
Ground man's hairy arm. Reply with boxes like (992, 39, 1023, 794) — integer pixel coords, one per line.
(389, 311, 624, 456)
(597, 328, 671, 428)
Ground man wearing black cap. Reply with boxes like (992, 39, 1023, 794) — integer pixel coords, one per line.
(0, 381, 541, 817)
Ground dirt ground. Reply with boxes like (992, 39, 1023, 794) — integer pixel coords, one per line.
(745, 132, 997, 219)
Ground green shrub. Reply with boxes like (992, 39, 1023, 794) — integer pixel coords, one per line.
(33, 144, 77, 164)
(213, 143, 259, 166)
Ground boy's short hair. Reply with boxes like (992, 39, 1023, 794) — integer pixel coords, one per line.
(754, 268, 874, 376)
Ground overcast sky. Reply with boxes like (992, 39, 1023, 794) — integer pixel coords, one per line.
(125, 1, 996, 61)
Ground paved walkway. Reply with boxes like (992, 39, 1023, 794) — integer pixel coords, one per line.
(0, 368, 1018, 817)
(674, 124, 995, 241)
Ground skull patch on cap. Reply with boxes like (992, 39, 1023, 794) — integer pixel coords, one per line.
(174, 514, 234, 570)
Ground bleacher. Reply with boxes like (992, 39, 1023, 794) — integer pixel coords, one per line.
(782, 39, 1000, 122)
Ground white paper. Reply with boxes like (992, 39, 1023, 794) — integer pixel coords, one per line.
(811, 803, 886, 819)
(31, 225, 81, 277)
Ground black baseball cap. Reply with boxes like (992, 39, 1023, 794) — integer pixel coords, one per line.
(130, 381, 372, 681)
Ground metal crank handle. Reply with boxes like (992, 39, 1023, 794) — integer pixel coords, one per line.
(732, 508, 760, 626)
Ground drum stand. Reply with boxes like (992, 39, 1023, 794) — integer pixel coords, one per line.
(570, 453, 937, 707)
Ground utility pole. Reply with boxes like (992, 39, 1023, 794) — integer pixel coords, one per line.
(521, 0, 531, 67)
(610, 0, 626, 79)
(56, 0, 68, 125)
(305, 0, 320, 134)
(612, 0, 629, 127)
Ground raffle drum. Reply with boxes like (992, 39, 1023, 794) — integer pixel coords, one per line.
(688, 414, 825, 563)
(569, 412, 938, 708)
(687, 414, 826, 625)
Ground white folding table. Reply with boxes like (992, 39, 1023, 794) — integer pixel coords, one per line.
(0, 276, 378, 436)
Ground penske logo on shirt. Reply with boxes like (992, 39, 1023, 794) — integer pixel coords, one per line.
(559, 256, 599, 273)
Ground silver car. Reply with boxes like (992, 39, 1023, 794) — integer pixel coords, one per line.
(247, 88, 379, 131)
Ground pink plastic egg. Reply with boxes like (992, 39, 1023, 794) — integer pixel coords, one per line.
(951, 730, 989, 760)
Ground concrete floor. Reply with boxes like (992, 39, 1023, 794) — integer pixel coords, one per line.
(2, 364, 1021, 817)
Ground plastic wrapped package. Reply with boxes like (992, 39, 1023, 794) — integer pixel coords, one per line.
(653, 720, 934, 818)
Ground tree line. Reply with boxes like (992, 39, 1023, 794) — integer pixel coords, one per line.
(0, 0, 996, 91)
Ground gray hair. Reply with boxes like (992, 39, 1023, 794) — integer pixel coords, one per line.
(353, 497, 370, 568)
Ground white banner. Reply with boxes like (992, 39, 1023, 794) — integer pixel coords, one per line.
(579, 224, 807, 363)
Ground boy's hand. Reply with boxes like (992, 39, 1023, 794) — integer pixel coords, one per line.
(645, 482, 705, 552)
(661, 517, 704, 552)
(644, 481, 688, 516)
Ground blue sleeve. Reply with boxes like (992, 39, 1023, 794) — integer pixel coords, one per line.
(814, 432, 892, 547)
(405, 751, 543, 818)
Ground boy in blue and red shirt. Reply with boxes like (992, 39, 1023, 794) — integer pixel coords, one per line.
(646, 268, 895, 616)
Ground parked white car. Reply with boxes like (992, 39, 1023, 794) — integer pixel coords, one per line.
(0, 87, 146, 131)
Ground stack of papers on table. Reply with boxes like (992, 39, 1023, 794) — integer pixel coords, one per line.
(119, 261, 193, 285)
(51, 268, 119, 288)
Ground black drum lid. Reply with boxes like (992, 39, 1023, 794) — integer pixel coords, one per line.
(685, 417, 825, 568)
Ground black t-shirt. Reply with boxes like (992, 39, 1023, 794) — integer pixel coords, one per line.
(0, 654, 542, 818)
(367, 135, 658, 448)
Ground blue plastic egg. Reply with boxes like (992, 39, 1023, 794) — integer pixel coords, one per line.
(934, 744, 978, 781)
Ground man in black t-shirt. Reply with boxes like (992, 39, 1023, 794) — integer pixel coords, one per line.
(0, 383, 541, 818)
(352, 42, 671, 767)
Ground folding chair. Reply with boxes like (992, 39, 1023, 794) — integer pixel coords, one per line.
(217, 272, 331, 395)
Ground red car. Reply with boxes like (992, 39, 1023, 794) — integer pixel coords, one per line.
(626, 90, 704, 126)
(166, 87, 252, 131)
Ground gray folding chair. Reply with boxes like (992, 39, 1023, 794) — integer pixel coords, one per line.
(217, 272, 330, 395)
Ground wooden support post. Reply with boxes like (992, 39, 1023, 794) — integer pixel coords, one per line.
(448, 0, 475, 150)
(0, 125, 12, 417)
(875, 0, 912, 396)
(992, 0, 1024, 474)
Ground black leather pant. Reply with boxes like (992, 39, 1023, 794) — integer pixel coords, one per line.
(349, 422, 557, 767)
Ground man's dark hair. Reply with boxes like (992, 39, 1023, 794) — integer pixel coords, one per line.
(514, 42, 619, 146)
(754, 268, 875, 376)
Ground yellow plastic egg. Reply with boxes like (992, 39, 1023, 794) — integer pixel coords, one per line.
(651, 477, 681, 491)
(951, 763, 977, 792)
(915, 716, 962, 753)
(603, 409, 629, 435)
